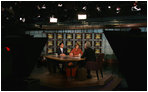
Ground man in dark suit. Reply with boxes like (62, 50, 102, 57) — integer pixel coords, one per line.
(57, 42, 67, 56)
(56, 42, 67, 72)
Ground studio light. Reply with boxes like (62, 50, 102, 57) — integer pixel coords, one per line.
(50, 17, 58, 23)
(82, 6, 87, 10)
(58, 4, 63, 7)
(20, 17, 25, 22)
(22, 18, 25, 22)
(96, 6, 101, 11)
(116, 7, 121, 13)
(20, 17, 22, 20)
(78, 14, 87, 20)
(42, 4, 46, 9)
(108, 6, 111, 9)
(131, 5, 141, 11)
(116, 7, 120, 11)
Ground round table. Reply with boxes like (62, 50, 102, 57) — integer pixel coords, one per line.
(45, 55, 85, 74)
(45, 55, 85, 62)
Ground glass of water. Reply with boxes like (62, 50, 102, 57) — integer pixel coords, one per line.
(55, 53, 58, 56)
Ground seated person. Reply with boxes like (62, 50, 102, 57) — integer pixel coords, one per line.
(56, 42, 67, 72)
(57, 42, 67, 56)
(66, 43, 83, 80)
(81, 41, 96, 79)
(69, 43, 83, 57)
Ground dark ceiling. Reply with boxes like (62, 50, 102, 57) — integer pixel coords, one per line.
(2, 1, 147, 23)
(1, 1, 147, 33)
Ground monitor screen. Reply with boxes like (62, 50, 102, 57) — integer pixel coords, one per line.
(78, 14, 87, 20)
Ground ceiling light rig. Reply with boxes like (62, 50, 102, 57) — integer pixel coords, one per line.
(131, 1, 141, 11)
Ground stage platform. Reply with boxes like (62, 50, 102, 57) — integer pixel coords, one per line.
(29, 66, 122, 90)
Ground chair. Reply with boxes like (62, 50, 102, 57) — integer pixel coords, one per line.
(96, 53, 104, 79)
(85, 53, 104, 80)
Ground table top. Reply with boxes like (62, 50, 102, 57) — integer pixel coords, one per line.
(45, 55, 85, 62)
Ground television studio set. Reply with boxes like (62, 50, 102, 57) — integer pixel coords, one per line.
(1, 1, 147, 91)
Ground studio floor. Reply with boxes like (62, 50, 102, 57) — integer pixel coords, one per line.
(26, 61, 128, 91)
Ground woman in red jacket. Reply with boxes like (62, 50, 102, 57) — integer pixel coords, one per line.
(66, 43, 83, 80)
(69, 43, 83, 57)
